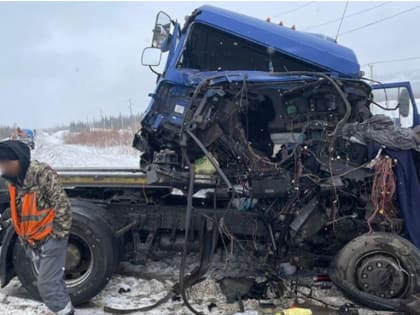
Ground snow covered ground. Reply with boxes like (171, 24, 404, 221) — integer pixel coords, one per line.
(31, 131, 140, 168)
(0, 131, 390, 315)
(0, 251, 371, 315)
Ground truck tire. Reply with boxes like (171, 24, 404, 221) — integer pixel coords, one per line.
(329, 232, 420, 311)
(13, 201, 118, 305)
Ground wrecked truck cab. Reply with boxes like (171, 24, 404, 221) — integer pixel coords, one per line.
(140, 73, 372, 189)
(135, 4, 367, 167)
(132, 5, 420, 312)
(135, 5, 372, 187)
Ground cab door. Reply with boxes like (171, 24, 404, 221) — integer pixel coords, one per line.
(371, 81, 419, 128)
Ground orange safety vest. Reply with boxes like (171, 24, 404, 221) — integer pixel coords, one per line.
(9, 185, 55, 245)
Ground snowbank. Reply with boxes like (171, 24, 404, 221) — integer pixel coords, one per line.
(32, 131, 139, 168)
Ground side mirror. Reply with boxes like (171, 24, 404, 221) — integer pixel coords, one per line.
(398, 88, 410, 118)
(152, 12, 172, 49)
(141, 47, 162, 67)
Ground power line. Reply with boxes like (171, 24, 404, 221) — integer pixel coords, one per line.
(362, 56, 420, 66)
(335, 1, 349, 41)
(272, 2, 314, 19)
(363, 56, 420, 79)
(304, 2, 391, 30)
(340, 4, 420, 36)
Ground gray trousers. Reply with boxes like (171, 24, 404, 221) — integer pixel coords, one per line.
(25, 238, 73, 314)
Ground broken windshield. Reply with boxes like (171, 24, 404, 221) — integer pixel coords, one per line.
(178, 23, 324, 73)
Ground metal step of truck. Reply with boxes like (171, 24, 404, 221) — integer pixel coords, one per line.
(57, 168, 148, 188)
(56, 168, 216, 189)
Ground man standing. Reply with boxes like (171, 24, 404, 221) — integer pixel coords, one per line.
(0, 140, 74, 315)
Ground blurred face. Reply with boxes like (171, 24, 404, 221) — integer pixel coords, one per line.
(0, 160, 20, 177)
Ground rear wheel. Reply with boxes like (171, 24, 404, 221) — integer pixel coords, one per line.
(329, 232, 420, 311)
(13, 204, 118, 305)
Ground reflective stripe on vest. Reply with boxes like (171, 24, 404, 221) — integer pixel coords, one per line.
(9, 185, 55, 245)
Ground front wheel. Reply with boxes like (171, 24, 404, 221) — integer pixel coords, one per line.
(329, 232, 420, 311)
(13, 207, 118, 305)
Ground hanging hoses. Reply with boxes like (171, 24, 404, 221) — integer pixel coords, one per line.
(273, 71, 353, 142)
(179, 147, 204, 315)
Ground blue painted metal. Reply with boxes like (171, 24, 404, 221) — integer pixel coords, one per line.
(22, 129, 34, 138)
(152, 114, 164, 130)
(158, 5, 361, 88)
(372, 81, 419, 127)
(162, 21, 181, 77)
(192, 5, 360, 78)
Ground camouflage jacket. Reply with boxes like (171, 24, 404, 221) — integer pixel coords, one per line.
(13, 160, 72, 240)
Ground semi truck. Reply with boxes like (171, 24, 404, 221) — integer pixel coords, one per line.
(2, 5, 420, 313)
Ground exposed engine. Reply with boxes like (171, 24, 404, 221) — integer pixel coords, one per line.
(133, 73, 403, 259)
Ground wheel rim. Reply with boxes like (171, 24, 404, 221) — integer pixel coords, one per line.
(355, 251, 409, 299)
(32, 233, 95, 288)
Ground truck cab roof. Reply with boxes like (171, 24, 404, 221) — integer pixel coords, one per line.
(186, 5, 360, 78)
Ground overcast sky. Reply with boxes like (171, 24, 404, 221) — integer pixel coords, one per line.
(1, 1, 420, 128)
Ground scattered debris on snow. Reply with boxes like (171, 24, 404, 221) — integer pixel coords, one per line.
(0, 130, 398, 315)
(0, 250, 390, 315)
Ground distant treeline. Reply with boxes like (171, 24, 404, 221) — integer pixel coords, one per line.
(61, 113, 145, 149)
(55, 113, 145, 133)
(0, 126, 15, 140)
(1, 113, 145, 139)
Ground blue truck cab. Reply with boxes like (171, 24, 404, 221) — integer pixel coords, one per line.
(1, 6, 420, 312)
(131, 7, 420, 311)
(135, 5, 418, 160)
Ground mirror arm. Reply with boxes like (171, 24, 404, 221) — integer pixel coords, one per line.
(371, 100, 399, 111)
(149, 65, 161, 76)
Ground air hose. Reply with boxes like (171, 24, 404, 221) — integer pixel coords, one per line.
(179, 147, 204, 315)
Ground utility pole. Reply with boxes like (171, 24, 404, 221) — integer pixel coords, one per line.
(99, 109, 106, 129)
(120, 112, 124, 130)
(128, 99, 134, 130)
(128, 99, 133, 118)
(368, 63, 374, 80)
